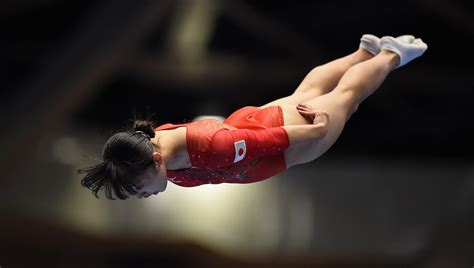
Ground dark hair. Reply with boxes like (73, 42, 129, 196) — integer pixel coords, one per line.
(78, 120, 157, 200)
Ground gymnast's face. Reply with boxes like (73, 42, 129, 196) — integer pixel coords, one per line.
(133, 153, 168, 199)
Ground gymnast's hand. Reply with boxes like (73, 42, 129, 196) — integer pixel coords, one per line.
(296, 103, 329, 127)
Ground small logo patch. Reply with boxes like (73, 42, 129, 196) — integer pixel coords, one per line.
(233, 140, 246, 163)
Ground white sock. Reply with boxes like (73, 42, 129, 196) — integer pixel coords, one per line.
(359, 34, 380, 55)
(380, 36, 428, 67)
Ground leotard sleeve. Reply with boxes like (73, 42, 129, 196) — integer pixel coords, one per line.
(191, 127, 289, 169)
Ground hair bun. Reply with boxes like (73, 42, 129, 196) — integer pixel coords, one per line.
(133, 120, 156, 138)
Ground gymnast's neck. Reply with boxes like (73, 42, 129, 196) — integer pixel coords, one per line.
(152, 128, 191, 170)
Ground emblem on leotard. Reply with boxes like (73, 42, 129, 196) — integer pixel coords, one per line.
(233, 140, 246, 163)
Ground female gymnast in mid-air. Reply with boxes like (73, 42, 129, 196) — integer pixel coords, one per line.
(79, 34, 428, 200)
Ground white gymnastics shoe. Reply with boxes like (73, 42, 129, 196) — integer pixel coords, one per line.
(380, 36, 428, 67)
(396, 35, 415, 43)
(382, 35, 415, 43)
(359, 34, 380, 55)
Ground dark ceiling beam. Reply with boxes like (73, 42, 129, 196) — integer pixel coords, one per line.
(0, 0, 174, 182)
(127, 54, 473, 94)
(126, 54, 310, 90)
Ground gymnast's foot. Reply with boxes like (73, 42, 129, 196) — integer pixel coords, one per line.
(396, 34, 415, 43)
(359, 34, 380, 56)
(380, 35, 428, 68)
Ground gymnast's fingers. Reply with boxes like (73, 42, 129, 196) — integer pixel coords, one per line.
(296, 105, 311, 112)
(298, 110, 314, 116)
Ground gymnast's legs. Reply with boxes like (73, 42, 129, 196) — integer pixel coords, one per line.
(259, 47, 374, 111)
(282, 36, 428, 168)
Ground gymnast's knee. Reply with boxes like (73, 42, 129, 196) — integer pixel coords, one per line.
(345, 102, 360, 120)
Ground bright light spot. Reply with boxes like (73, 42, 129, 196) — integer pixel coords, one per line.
(141, 178, 283, 257)
(193, 115, 225, 122)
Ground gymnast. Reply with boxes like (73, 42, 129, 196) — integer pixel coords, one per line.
(79, 34, 428, 199)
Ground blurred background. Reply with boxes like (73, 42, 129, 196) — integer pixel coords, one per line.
(1, 0, 473, 267)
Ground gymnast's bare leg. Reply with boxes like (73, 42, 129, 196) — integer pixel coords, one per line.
(284, 34, 428, 168)
(259, 47, 374, 110)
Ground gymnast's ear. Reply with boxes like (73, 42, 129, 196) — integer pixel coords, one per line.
(152, 152, 162, 165)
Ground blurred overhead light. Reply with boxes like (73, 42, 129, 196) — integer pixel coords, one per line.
(193, 115, 225, 122)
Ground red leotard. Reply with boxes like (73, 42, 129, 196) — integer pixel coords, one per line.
(155, 105, 288, 187)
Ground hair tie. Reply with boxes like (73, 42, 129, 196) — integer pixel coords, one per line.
(135, 131, 151, 140)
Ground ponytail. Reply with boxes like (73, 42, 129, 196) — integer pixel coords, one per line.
(78, 118, 158, 200)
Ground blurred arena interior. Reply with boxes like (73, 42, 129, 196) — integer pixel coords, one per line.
(0, 0, 473, 267)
